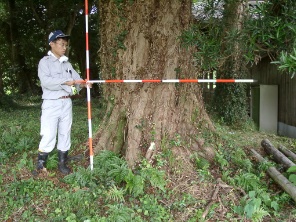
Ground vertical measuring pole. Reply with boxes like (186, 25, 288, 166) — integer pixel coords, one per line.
(85, 0, 94, 170)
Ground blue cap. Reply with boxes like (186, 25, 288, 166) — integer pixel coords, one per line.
(48, 30, 70, 44)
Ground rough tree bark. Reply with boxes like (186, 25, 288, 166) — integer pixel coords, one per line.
(95, 0, 213, 165)
(261, 139, 296, 169)
(279, 145, 296, 162)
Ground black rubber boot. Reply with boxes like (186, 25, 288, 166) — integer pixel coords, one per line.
(32, 152, 49, 176)
(58, 150, 71, 174)
(36, 152, 49, 170)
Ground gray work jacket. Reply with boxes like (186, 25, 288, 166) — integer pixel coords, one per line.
(38, 55, 83, 100)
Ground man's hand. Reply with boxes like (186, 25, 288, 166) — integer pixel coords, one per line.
(63, 80, 75, 86)
(80, 82, 93, 88)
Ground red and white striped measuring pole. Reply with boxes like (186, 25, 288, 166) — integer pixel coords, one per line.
(84, 0, 94, 170)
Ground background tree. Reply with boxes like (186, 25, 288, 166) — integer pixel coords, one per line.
(212, 0, 249, 124)
(95, 0, 213, 165)
(189, 0, 249, 124)
(0, 0, 99, 97)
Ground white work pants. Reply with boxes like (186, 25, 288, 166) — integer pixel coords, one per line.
(38, 99, 72, 153)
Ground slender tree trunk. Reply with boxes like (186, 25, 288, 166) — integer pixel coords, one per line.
(95, 0, 213, 165)
(65, 3, 83, 58)
(8, 0, 33, 93)
(213, 0, 249, 124)
(0, 64, 4, 97)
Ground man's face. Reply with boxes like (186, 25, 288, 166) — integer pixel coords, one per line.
(50, 38, 68, 58)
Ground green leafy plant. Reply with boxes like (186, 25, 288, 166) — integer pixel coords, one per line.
(105, 203, 139, 222)
(287, 166, 296, 185)
(106, 185, 125, 202)
(46, 152, 58, 170)
(272, 49, 296, 78)
(63, 166, 98, 188)
(138, 194, 171, 221)
(234, 191, 270, 221)
(234, 172, 261, 191)
(124, 170, 144, 197)
(215, 150, 229, 169)
(231, 148, 253, 172)
(170, 133, 182, 146)
(16, 152, 33, 170)
(108, 161, 129, 184)
(191, 153, 212, 182)
(140, 161, 167, 192)
(93, 150, 129, 184)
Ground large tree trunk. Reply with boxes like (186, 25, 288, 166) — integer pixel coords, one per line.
(96, 0, 213, 165)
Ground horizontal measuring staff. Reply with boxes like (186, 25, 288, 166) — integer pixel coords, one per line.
(75, 79, 256, 84)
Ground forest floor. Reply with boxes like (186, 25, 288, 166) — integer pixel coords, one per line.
(0, 95, 296, 221)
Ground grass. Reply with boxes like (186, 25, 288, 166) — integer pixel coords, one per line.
(1, 94, 296, 221)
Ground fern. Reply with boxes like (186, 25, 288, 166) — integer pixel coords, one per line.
(105, 156, 126, 170)
(16, 137, 34, 151)
(106, 185, 125, 202)
(94, 150, 128, 184)
(46, 153, 58, 170)
(234, 173, 261, 191)
(64, 166, 97, 187)
(105, 203, 136, 222)
(124, 170, 144, 197)
(141, 166, 166, 192)
(231, 148, 253, 172)
(108, 162, 129, 184)
(94, 150, 124, 171)
(95, 150, 117, 163)
(191, 154, 210, 170)
(251, 207, 270, 222)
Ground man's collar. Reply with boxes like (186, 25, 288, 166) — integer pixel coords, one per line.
(48, 51, 68, 63)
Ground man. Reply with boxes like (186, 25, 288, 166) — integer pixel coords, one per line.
(36, 30, 90, 174)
